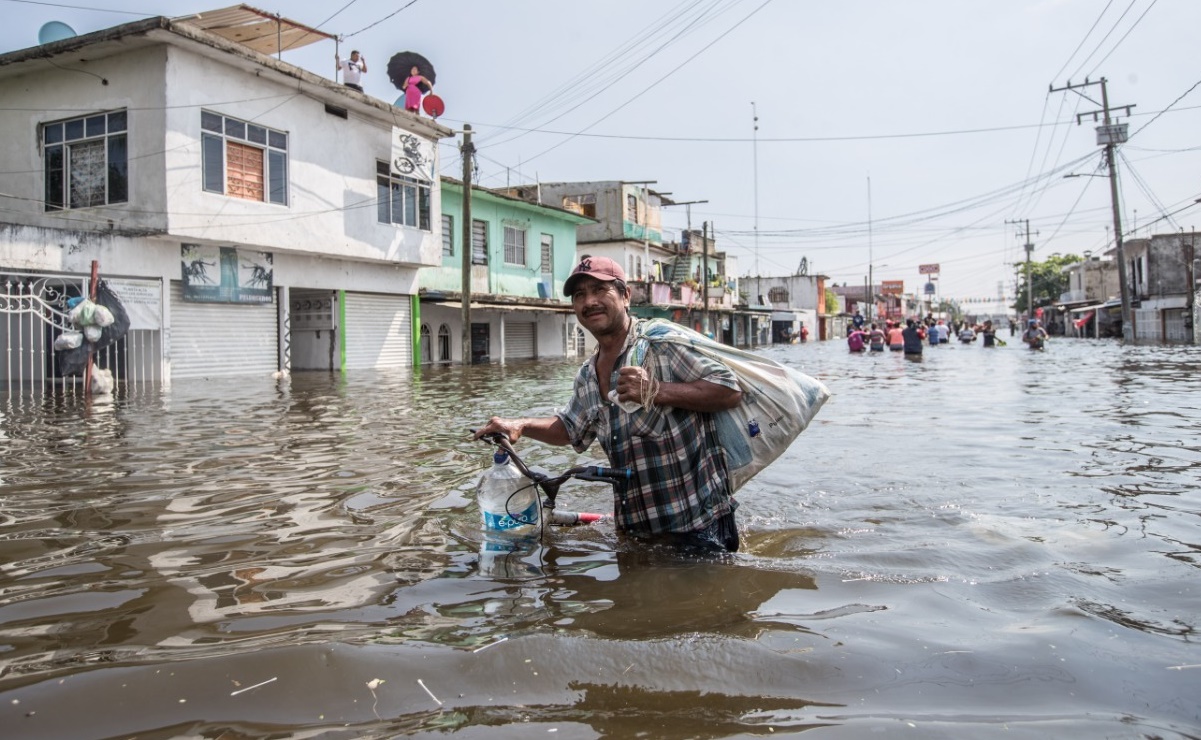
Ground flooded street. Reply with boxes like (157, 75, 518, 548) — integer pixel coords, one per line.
(1, 337, 1200, 738)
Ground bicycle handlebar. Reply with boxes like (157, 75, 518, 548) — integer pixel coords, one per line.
(470, 430, 632, 518)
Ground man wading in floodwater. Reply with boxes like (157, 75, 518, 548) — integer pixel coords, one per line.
(474, 256, 744, 552)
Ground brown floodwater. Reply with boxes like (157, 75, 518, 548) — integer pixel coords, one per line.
(1, 337, 1199, 739)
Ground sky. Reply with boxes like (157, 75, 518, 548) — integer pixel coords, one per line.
(3, 0, 1200, 311)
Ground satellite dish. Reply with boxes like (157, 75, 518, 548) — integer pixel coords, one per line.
(39, 21, 77, 45)
(422, 94, 445, 119)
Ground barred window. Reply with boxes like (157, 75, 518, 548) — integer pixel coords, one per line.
(503, 225, 527, 266)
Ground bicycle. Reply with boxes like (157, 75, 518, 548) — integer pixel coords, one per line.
(472, 431, 629, 531)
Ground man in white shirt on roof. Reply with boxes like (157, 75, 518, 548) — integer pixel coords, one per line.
(336, 50, 367, 92)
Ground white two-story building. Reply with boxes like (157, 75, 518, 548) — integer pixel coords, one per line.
(0, 8, 453, 389)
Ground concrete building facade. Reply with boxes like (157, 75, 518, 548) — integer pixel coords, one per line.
(0, 14, 452, 389)
(419, 178, 594, 364)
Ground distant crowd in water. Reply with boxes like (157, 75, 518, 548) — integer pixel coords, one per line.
(845, 311, 1005, 356)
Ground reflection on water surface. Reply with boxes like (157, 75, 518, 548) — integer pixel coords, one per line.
(1, 340, 1200, 738)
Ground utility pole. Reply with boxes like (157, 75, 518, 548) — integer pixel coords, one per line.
(1006, 218, 1037, 320)
(1051, 77, 1134, 341)
(702, 220, 711, 336)
(751, 102, 760, 276)
(460, 125, 474, 365)
(867, 175, 873, 322)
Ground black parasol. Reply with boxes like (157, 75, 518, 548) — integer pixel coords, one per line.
(386, 51, 435, 94)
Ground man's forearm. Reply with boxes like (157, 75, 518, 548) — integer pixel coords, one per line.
(653, 380, 742, 413)
(518, 416, 571, 446)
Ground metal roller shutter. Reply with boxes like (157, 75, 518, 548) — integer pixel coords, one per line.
(169, 281, 277, 379)
(504, 321, 536, 360)
(342, 292, 412, 369)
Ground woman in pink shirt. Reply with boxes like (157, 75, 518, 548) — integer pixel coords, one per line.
(887, 322, 904, 351)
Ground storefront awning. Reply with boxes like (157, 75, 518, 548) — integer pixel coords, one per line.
(770, 311, 798, 322)
(1073, 311, 1095, 329)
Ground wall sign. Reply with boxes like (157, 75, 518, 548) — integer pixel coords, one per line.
(181, 244, 273, 304)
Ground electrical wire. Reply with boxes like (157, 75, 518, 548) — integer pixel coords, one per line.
(1085, 0, 1159, 78)
(718, 152, 1096, 239)
(1126, 77, 1201, 144)
(1119, 150, 1176, 232)
(342, 0, 422, 38)
(0, 0, 153, 14)
(483, 0, 717, 136)
(1015, 93, 1083, 219)
(469, 114, 1059, 145)
(314, 0, 361, 31)
(497, 0, 776, 170)
(1011, 94, 1054, 218)
(480, 0, 741, 152)
(1067, 0, 1138, 81)
(1049, 0, 1115, 84)
(1037, 173, 1096, 248)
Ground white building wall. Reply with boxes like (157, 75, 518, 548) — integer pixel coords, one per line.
(1, 26, 456, 380)
(0, 44, 170, 234)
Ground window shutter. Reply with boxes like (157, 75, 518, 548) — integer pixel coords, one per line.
(226, 141, 264, 201)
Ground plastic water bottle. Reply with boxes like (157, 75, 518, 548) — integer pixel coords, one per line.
(476, 451, 539, 538)
(607, 336, 650, 413)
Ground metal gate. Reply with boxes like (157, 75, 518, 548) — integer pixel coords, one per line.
(503, 320, 536, 360)
(1164, 309, 1189, 343)
(2, 270, 161, 394)
(170, 281, 278, 379)
(342, 292, 412, 370)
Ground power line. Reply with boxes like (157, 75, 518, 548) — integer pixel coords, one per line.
(498, 0, 776, 169)
(1119, 150, 1175, 232)
(343, 0, 422, 38)
(480, 0, 738, 151)
(1086, 0, 1159, 78)
(1067, 0, 1138, 80)
(1127, 77, 1201, 143)
(315, 0, 361, 30)
(0, 0, 153, 15)
(1049, 0, 1114, 83)
(447, 101, 1200, 147)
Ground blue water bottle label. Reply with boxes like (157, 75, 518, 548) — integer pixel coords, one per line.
(483, 500, 540, 531)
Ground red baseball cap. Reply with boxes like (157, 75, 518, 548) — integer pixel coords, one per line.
(563, 255, 626, 296)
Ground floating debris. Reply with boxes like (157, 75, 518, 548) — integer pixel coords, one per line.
(231, 677, 278, 697)
(473, 636, 508, 653)
(417, 678, 442, 706)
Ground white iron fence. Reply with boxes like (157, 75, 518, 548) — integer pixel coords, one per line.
(2, 270, 161, 395)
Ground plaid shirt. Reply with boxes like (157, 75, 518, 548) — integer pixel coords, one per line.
(556, 320, 739, 537)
